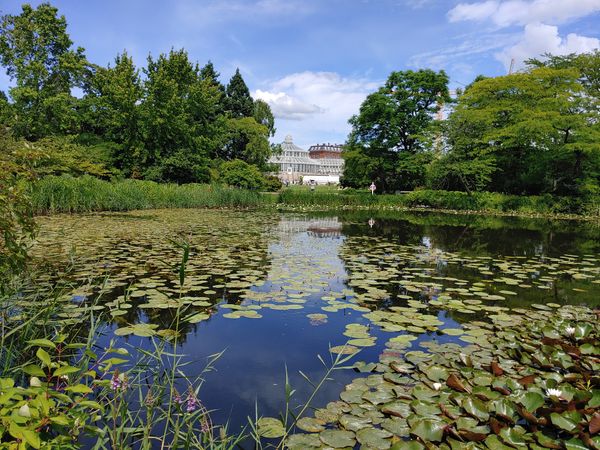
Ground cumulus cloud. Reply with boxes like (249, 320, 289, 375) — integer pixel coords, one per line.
(496, 23, 600, 69)
(253, 71, 380, 146)
(448, 0, 600, 27)
(254, 90, 323, 120)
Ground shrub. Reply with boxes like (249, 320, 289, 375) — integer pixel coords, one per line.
(219, 159, 265, 190)
(262, 175, 283, 192)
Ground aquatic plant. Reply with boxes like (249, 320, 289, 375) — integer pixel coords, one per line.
(285, 304, 600, 449)
(29, 175, 264, 214)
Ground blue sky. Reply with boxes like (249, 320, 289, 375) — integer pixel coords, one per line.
(1, 0, 599, 148)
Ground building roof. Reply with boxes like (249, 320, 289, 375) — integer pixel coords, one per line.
(282, 135, 308, 154)
(308, 143, 344, 153)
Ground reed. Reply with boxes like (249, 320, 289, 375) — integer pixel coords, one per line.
(29, 175, 264, 214)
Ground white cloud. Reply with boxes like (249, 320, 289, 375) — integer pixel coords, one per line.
(254, 90, 323, 120)
(448, 0, 600, 27)
(253, 72, 380, 147)
(409, 32, 516, 69)
(496, 23, 600, 69)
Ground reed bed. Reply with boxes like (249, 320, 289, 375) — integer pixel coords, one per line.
(30, 175, 265, 214)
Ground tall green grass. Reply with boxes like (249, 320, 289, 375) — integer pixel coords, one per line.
(276, 187, 600, 217)
(30, 175, 266, 214)
(28, 175, 600, 217)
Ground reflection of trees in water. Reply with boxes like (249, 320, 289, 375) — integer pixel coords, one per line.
(338, 211, 600, 257)
(29, 211, 281, 337)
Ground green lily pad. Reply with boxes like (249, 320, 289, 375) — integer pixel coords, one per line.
(319, 429, 356, 448)
(257, 417, 285, 438)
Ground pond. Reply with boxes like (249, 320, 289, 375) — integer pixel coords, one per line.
(30, 209, 600, 446)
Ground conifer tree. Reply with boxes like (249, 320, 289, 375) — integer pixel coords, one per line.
(225, 68, 253, 118)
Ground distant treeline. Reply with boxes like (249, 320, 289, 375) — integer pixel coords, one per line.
(342, 54, 600, 201)
(0, 3, 280, 188)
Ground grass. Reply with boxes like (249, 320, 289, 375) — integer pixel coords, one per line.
(30, 175, 268, 214)
(275, 186, 600, 218)
(28, 175, 600, 219)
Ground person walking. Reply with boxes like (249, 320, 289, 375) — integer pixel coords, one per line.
(369, 182, 376, 195)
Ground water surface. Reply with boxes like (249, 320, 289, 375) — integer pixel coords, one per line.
(32, 209, 600, 436)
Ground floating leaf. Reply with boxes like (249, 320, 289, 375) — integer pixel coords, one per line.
(257, 417, 285, 438)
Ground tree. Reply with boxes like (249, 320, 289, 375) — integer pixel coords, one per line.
(443, 67, 600, 196)
(81, 52, 143, 173)
(225, 68, 253, 118)
(253, 99, 276, 137)
(135, 49, 229, 182)
(0, 3, 87, 139)
(342, 69, 450, 192)
(221, 117, 272, 167)
(527, 50, 600, 99)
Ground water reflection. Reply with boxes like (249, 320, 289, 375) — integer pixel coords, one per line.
(29, 210, 600, 443)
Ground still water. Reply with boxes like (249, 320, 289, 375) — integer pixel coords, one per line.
(32, 209, 600, 436)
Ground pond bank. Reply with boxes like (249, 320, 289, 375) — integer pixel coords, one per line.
(29, 175, 600, 222)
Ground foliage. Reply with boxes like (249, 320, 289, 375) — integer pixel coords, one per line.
(219, 159, 265, 190)
(225, 68, 253, 118)
(444, 66, 600, 197)
(527, 50, 600, 99)
(80, 52, 142, 172)
(30, 175, 264, 214)
(221, 117, 272, 167)
(253, 99, 276, 137)
(262, 175, 283, 192)
(146, 149, 211, 184)
(0, 3, 87, 139)
(0, 131, 37, 287)
(343, 69, 450, 192)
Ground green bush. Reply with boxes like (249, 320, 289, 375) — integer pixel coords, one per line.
(219, 160, 265, 190)
(262, 175, 283, 192)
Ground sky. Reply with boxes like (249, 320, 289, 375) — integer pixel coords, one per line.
(1, 0, 599, 148)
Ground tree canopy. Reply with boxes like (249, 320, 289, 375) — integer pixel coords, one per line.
(0, 3, 277, 185)
(342, 69, 450, 192)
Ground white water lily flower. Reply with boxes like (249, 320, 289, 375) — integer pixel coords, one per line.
(565, 326, 575, 335)
(432, 382, 442, 391)
(546, 388, 562, 398)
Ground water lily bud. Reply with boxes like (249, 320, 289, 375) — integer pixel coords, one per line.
(432, 382, 442, 391)
(29, 377, 42, 387)
(18, 404, 31, 418)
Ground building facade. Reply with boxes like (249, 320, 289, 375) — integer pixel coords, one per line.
(268, 135, 344, 184)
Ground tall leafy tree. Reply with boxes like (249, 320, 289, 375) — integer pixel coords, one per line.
(139, 49, 225, 182)
(443, 67, 600, 196)
(342, 69, 450, 192)
(222, 117, 271, 167)
(81, 52, 142, 172)
(253, 99, 276, 137)
(225, 68, 253, 118)
(0, 3, 87, 139)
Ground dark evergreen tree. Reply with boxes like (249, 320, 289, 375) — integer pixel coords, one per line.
(200, 60, 225, 92)
(225, 68, 253, 118)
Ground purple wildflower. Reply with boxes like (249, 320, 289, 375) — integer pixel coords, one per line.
(174, 389, 184, 405)
(201, 418, 210, 434)
(186, 390, 199, 413)
(110, 370, 128, 392)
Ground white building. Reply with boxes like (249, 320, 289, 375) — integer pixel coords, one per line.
(268, 135, 344, 184)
